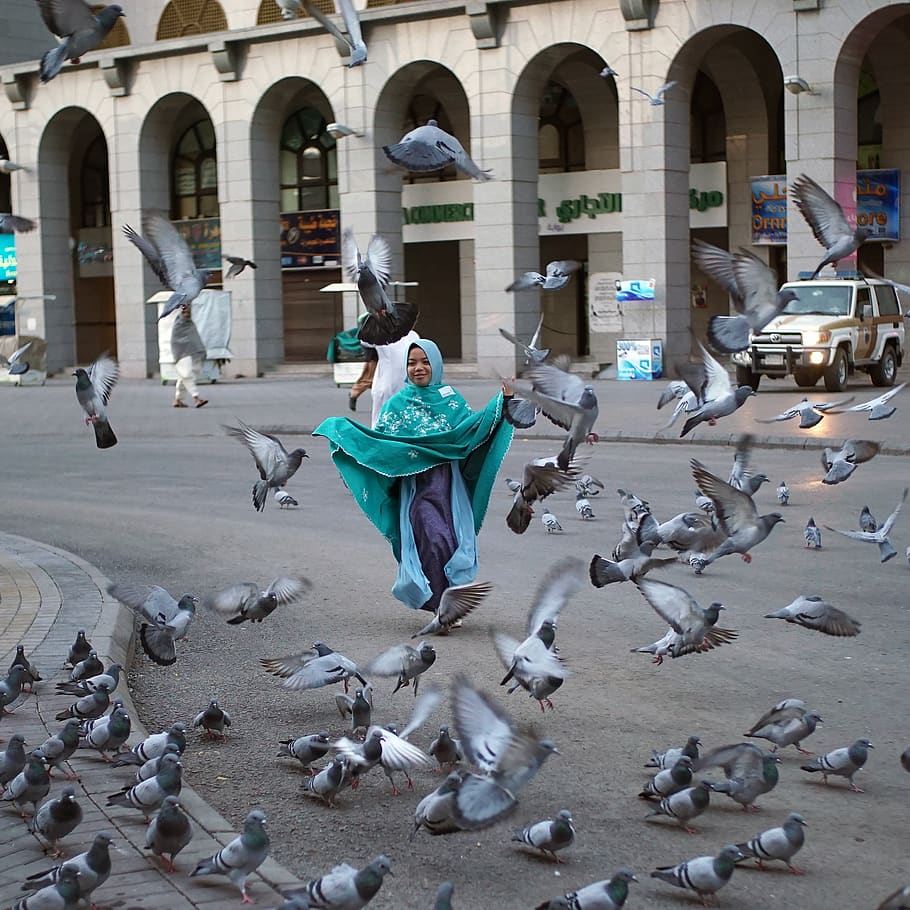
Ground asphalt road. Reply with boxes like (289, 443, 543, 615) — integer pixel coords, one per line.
(2, 375, 909, 909)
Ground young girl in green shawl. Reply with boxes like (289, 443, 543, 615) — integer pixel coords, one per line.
(314, 339, 513, 612)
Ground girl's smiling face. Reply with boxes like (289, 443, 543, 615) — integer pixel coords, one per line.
(407, 348, 432, 387)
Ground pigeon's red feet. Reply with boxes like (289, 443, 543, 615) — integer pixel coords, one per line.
(848, 783, 865, 793)
(742, 804, 762, 812)
(788, 865, 805, 875)
(391, 786, 401, 796)
(684, 826, 700, 835)
(741, 553, 752, 563)
(707, 417, 717, 426)
(797, 748, 814, 756)
(652, 655, 664, 666)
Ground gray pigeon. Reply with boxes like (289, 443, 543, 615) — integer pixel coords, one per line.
(511, 809, 575, 862)
(303, 0, 367, 66)
(860, 505, 879, 533)
(638, 756, 694, 801)
(575, 493, 595, 520)
(145, 795, 193, 872)
(764, 594, 861, 637)
(499, 319, 550, 366)
(29, 787, 82, 857)
(433, 882, 455, 910)
(224, 420, 308, 512)
(274, 488, 299, 508)
(694, 743, 780, 811)
(411, 580, 494, 637)
(754, 395, 853, 429)
(736, 812, 807, 873)
(821, 439, 880, 485)
(449, 675, 559, 830)
(107, 583, 197, 665)
(204, 576, 311, 625)
(726, 434, 769, 495)
(65, 649, 103, 683)
(124, 212, 210, 320)
(645, 735, 701, 770)
(804, 517, 822, 549)
(55, 662, 121, 696)
(744, 698, 807, 735)
(651, 845, 744, 903)
(106, 752, 182, 821)
(1, 749, 50, 817)
(541, 507, 562, 533)
(645, 781, 712, 834)
(506, 261, 581, 292)
(73, 353, 118, 449)
(78, 705, 131, 759)
(36, 0, 124, 82)
(190, 808, 270, 903)
(365, 642, 436, 696)
(776, 480, 790, 505)
(535, 868, 638, 910)
(223, 255, 257, 278)
(690, 459, 784, 569)
(657, 379, 699, 429)
(411, 771, 464, 839)
(428, 725, 462, 770)
(0, 213, 36, 234)
(0, 665, 29, 716)
(826, 382, 907, 420)
(261, 641, 367, 692)
(506, 461, 577, 535)
(342, 229, 417, 346)
(14, 864, 81, 910)
(0, 159, 28, 173)
(901, 747, 910, 774)
(631, 81, 678, 104)
(520, 363, 599, 471)
(0, 340, 33, 375)
(745, 711, 823, 755)
(791, 173, 871, 277)
(335, 687, 373, 736)
(825, 487, 908, 562)
(383, 120, 492, 181)
(193, 701, 232, 739)
(677, 343, 755, 437)
(54, 682, 111, 723)
(276, 0, 301, 18)
(691, 238, 800, 353)
(801, 738, 873, 791)
(133, 742, 182, 783)
(283, 854, 393, 909)
(65, 631, 92, 668)
(0, 734, 29, 790)
(590, 541, 675, 587)
(301, 756, 353, 808)
(111, 722, 187, 767)
(277, 731, 331, 770)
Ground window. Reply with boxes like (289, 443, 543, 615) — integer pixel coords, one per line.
(172, 120, 219, 219)
(81, 136, 110, 228)
(856, 287, 871, 317)
(400, 95, 457, 184)
(874, 286, 900, 317)
(538, 81, 584, 174)
(157, 0, 228, 39)
(690, 72, 726, 163)
(280, 108, 338, 211)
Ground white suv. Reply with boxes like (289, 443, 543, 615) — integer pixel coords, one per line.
(731, 276, 905, 392)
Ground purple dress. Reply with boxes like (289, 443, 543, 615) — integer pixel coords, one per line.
(408, 463, 458, 612)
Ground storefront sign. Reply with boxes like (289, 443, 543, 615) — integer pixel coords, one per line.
(588, 271, 624, 333)
(751, 175, 788, 245)
(0, 234, 16, 282)
(174, 217, 222, 270)
(281, 209, 341, 268)
(402, 202, 473, 225)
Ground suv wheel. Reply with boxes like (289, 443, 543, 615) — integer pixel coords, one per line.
(735, 365, 760, 391)
(823, 347, 849, 392)
(870, 343, 897, 387)
(793, 370, 819, 388)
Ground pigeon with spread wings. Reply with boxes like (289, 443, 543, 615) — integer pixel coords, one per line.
(677, 343, 755, 437)
(107, 583, 197, 666)
(303, 0, 367, 66)
(825, 487, 908, 563)
(74, 353, 119, 449)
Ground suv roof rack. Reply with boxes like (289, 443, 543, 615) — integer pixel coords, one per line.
(795, 270, 866, 281)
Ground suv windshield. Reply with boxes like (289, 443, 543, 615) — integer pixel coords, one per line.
(781, 285, 851, 317)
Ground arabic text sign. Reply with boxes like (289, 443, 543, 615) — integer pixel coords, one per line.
(0, 234, 16, 282)
(280, 209, 341, 268)
(751, 176, 788, 245)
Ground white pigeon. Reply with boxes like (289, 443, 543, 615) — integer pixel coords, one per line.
(541, 508, 562, 533)
(754, 395, 853, 429)
(826, 382, 907, 420)
(304, 0, 367, 66)
(274, 488, 298, 508)
(0, 340, 33, 376)
(0, 159, 29, 174)
(776, 481, 790, 506)
(506, 260, 581, 292)
(276, 0, 302, 19)
(825, 487, 908, 563)
(631, 81, 678, 105)
(383, 120, 493, 181)
(821, 439, 881, 484)
(677, 342, 756, 437)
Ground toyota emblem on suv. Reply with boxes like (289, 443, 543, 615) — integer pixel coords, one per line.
(770, 333, 781, 342)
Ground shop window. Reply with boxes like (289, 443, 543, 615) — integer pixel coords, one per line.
(81, 136, 110, 228)
(690, 71, 726, 163)
(857, 58, 882, 169)
(538, 80, 584, 173)
(90, 5, 130, 48)
(256, 0, 335, 24)
(280, 108, 338, 211)
(172, 120, 219, 219)
(157, 0, 228, 39)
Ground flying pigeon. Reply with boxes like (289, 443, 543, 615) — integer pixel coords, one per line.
(107, 583, 197, 665)
(590, 541, 675, 587)
(223, 255, 257, 278)
(383, 120, 493, 181)
(736, 812, 808, 874)
(677, 343, 755, 437)
(657, 380, 700, 429)
(790, 174, 871, 278)
(511, 809, 575, 862)
(342, 228, 418, 345)
(410, 580, 494, 638)
(276, 0, 301, 19)
(825, 487, 908, 562)
(804, 517, 822, 549)
(193, 701, 232, 739)
(224, 419, 308, 512)
(724, 434, 769, 496)
(600, 63, 619, 78)
(0, 341, 33, 376)
(745, 711, 822, 755)
(123, 212, 210, 320)
(651, 845, 745, 903)
(190, 808, 270, 903)
(691, 238, 800, 353)
(876, 884, 910, 910)
(35, 0, 125, 83)
(499, 318, 550, 366)
(203, 576, 311, 625)
(282, 855, 394, 910)
(303, 0, 367, 66)
(506, 260, 581, 292)
(631, 81, 678, 105)
(765, 594, 861, 636)
(690, 458, 784, 569)
(506, 460, 578, 535)
(776, 480, 790, 505)
(826, 382, 907, 420)
(73, 353, 118, 449)
(645, 781, 712, 835)
(260, 641, 367, 692)
(693, 742, 780, 811)
(0, 213, 36, 233)
(821, 439, 882, 484)
(801, 738, 873, 791)
(364, 641, 436, 696)
(535, 868, 638, 910)
(0, 159, 28, 174)
(754, 395, 854, 429)
(145, 795, 193, 873)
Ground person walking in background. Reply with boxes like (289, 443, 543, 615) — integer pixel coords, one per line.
(170, 304, 208, 408)
(348, 344, 378, 412)
(315, 338, 513, 613)
(363, 329, 420, 427)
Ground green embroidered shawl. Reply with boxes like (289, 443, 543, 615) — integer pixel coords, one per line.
(313, 339, 513, 558)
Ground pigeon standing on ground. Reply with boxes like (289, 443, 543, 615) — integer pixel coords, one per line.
(78, 705, 131, 760)
(203, 576, 311, 625)
(364, 641, 436, 696)
(0, 341, 33, 376)
(54, 682, 111, 723)
(536, 868, 637, 910)
(123, 212, 210, 321)
(191, 808, 270, 903)
(860, 505, 879, 533)
(283, 854, 393, 909)
(111, 722, 187, 767)
(335, 687, 373, 736)
(429, 725, 462, 770)
(825, 487, 908, 563)
(35, 0, 125, 83)
(223, 255, 257, 278)
(690, 238, 800, 353)
(651, 845, 744, 903)
(304, 0, 367, 66)
(506, 261, 581, 292)
(791, 173, 871, 278)
(645, 781, 712, 835)
(193, 701, 231, 739)
(804, 517, 822, 549)
(30, 787, 82, 857)
(575, 493, 595, 520)
(224, 420, 308, 512)
(777, 481, 790, 505)
(15, 865, 81, 910)
(677, 344, 756, 437)
(511, 809, 575, 862)
(106, 752, 182, 821)
(638, 756, 694, 801)
(754, 395, 854, 429)
(541, 508, 562, 533)
(645, 735, 702, 771)
(765, 594, 861, 636)
(55, 662, 121, 697)
(301, 756, 353, 807)
(745, 711, 823, 755)
(73, 353, 118, 449)
(383, 120, 493, 181)
(66, 632, 92, 668)
(737, 813, 807, 873)
(65, 650, 102, 684)
(277, 732, 331, 770)
(145, 795, 193, 873)
(9, 645, 41, 692)
(801, 738, 873, 791)
(694, 743, 781, 811)
(107, 583, 197, 666)
(821, 439, 880, 485)
(0, 734, 28, 792)
(506, 460, 577, 535)
(411, 771, 464, 839)
(1, 750, 50, 817)
(274, 488, 298, 508)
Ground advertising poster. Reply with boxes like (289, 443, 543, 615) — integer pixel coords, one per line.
(280, 209, 341, 268)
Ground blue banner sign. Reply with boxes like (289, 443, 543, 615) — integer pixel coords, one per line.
(0, 234, 16, 281)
